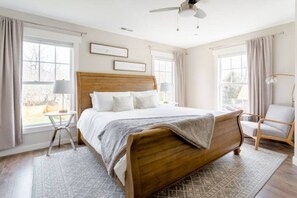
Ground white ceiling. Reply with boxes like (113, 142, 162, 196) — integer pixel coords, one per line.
(0, 0, 295, 48)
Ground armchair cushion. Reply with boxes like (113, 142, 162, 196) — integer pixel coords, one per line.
(264, 105, 294, 134)
(241, 121, 288, 138)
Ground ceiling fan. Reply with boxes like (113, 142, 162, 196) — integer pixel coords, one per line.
(149, 0, 206, 19)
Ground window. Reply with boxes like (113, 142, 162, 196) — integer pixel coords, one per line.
(22, 40, 73, 127)
(218, 53, 248, 111)
(153, 57, 175, 103)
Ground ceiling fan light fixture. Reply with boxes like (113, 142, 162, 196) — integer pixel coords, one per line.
(179, 9, 196, 17)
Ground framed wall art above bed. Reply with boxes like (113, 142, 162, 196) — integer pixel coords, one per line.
(90, 43, 128, 58)
(114, 60, 146, 72)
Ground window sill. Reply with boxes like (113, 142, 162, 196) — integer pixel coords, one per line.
(23, 122, 77, 134)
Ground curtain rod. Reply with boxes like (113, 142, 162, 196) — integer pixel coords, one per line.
(24, 21, 88, 36)
(209, 31, 284, 51)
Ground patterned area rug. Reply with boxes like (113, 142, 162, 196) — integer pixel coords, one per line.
(32, 144, 287, 198)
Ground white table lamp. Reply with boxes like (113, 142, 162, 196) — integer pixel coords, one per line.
(53, 80, 73, 113)
(160, 82, 170, 103)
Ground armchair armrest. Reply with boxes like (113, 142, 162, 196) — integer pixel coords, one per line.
(259, 118, 293, 126)
(242, 113, 264, 118)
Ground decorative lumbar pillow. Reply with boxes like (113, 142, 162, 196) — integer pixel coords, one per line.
(135, 95, 158, 109)
(112, 96, 134, 112)
(130, 90, 159, 108)
(93, 92, 130, 111)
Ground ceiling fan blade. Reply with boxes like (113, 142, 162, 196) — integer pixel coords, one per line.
(194, 8, 207, 18)
(150, 7, 179, 13)
(188, 0, 200, 5)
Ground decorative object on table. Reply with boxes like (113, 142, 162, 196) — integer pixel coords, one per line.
(265, 73, 295, 107)
(53, 80, 73, 113)
(90, 43, 128, 58)
(32, 144, 287, 198)
(160, 82, 170, 103)
(241, 104, 295, 150)
(113, 60, 146, 72)
(44, 111, 77, 156)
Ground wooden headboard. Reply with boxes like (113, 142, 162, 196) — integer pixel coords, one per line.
(76, 72, 157, 118)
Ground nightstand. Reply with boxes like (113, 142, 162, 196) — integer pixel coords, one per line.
(44, 111, 77, 156)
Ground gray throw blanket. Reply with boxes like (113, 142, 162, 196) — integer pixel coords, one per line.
(98, 114, 215, 177)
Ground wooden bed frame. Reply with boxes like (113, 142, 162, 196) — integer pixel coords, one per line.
(76, 72, 244, 198)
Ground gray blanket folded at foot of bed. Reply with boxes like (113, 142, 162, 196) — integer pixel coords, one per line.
(98, 114, 215, 177)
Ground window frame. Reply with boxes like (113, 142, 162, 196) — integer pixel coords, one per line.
(22, 38, 75, 133)
(217, 51, 248, 111)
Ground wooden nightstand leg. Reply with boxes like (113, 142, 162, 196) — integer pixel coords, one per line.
(47, 129, 58, 156)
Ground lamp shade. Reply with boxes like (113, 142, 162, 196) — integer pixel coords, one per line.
(160, 82, 170, 92)
(53, 80, 73, 94)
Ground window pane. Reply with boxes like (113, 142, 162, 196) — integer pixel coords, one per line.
(40, 63, 55, 82)
(221, 70, 231, 83)
(242, 55, 247, 68)
(221, 57, 231, 70)
(159, 72, 166, 83)
(166, 62, 172, 72)
(166, 73, 172, 83)
(242, 69, 248, 83)
(22, 84, 56, 126)
(231, 55, 241, 69)
(23, 42, 39, 62)
(23, 61, 39, 82)
(221, 84, 243, 111)
(56, 64, 70, 80)
(159, 61, 166, 71)
(40, 44, 55, 62)
(231, 69, 242, 83)
(154, 58, 175, 103)
(22, 84, 71, 126)
(56, 47, 71, 64)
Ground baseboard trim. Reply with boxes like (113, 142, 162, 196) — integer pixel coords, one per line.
(0, 137, 77, 157)
(293, 156, 297, 166)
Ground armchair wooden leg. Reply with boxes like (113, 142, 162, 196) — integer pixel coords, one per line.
(255, 136, 260, 150)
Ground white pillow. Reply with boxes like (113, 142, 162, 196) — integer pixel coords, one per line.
(90, 93, 95, 108)
(135, 95, 158, 109)
(112, 96, 134, 112)
(93, 92, 130, 111)
(130, 90, 159, 108)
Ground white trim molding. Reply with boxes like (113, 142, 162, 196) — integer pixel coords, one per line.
(0, 136, 77, 157)
(293, 156, 297, 166)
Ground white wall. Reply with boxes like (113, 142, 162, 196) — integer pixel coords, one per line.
(0, 7, 184, 157)
(185, 22, 295, 109)
(293, 0, 297, 166)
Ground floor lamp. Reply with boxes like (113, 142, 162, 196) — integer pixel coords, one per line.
(265, 74, 295, 107)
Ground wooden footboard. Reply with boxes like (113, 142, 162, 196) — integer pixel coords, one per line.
(125, 110, 243, 198)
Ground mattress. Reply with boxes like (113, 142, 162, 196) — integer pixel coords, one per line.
(77, 105, 224, 185)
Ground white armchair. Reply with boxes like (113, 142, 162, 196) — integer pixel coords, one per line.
(240, 104, 295, 150)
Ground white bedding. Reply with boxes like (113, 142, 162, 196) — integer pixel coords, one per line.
(77, 105, 224, 185)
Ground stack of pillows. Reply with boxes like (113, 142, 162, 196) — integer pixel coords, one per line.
(90, 90, 159, 112)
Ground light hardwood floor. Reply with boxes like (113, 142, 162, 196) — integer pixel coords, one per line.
(0, 138, 296, 198)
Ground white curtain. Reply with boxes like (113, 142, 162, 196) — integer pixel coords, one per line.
(175, 52, 186, 107)
(247, 36, 272, 116)
(0, 17, 23, 150)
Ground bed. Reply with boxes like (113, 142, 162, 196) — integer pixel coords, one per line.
(76, 72, 243, 198)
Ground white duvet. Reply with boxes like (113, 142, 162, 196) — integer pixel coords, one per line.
(77, 105, 224, 185)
